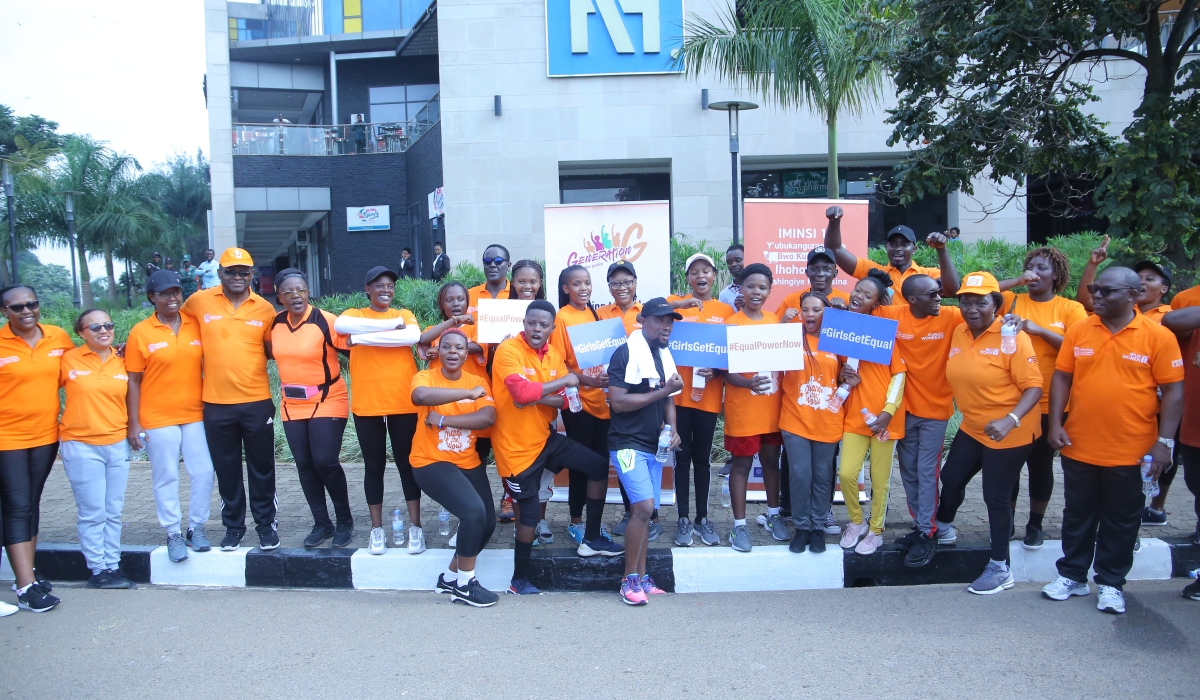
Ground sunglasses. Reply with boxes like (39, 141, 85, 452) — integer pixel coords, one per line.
(4, 301, 39, 313)
(482, 257, 507, 266)
(85, 322, 116, 333)
(1087, 284, 1135, 297)
(224, 269, 253, 279)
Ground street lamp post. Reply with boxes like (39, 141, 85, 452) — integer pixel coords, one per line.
(707, 101, 759, 245)
(55, 191, 83, 308)
(2, 161, 17, 284)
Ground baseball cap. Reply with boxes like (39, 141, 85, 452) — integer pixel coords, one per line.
(1133, 260, 1172, 287)
(886, 225, 916, 244)
(640, 297, 683, 320)
(146, 270, 183, 294)
(182, 254, 191, 262)
(219, 247, 254, 267)
(607, 260, 637, 279)
(364, 265, 399, 286)
(807, 245, 836, 265)
(684, 253, 716, 273)
(956, 271, 1001, 296)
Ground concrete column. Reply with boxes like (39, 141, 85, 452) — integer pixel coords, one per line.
(205, 0, 238, 251)
(950, 173, 1028, 245)
(329, 51, 339, 124)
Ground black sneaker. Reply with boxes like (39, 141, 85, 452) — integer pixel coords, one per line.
(100, 569, 137, 589)
(789, 530, 809, 553)
(451, 577, 499, 608)
(1183, 579, 1200, 602)
(85, 571, 111, 589)
(16, 584, 60, 613)
(259, 529, 281, 550)
(32, 568, 52, 592)
(331, 522, 354, 548)
(894, 528, 920, 552)
(1141, 507, 1168, 526)
(903, 532, 937, 568)
(220, 529, 245, 551)
(304, 523, 335, 548)
(808, 529, 827, 553)
(436, 573, 456, 594)
(1022, 525, 1045, 550)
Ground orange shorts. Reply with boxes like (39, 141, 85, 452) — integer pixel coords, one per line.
(723, 432, 783, 458)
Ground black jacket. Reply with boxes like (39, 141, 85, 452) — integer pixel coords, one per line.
(398, 258, 417, 278)
(431, 254, 450, 281)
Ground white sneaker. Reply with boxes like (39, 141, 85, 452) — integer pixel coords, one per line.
(822, 509, 841, 536)
(448, 529, 458, 548)
(840, 520, 869, 549)
(755, 513, 767, 526)
(1041, 576, 1091, 601)
(1097, 585, 1126, 614)
(0, 600, 17, 617)
(368, 527, 386, 555)
(854, 532, 883, 555)
(407, 525, 426, 554)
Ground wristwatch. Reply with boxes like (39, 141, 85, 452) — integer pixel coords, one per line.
(1158, 436, 1176, 450)
(1006, 412, 1021, 427)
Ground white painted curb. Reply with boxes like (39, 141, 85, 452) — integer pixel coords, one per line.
(351, 548, 514, 592)
(672, 546, 844, 593)
(149, 546, 248, 587)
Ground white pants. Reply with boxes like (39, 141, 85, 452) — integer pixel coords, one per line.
(146, 421, 215, 535)
(61, 440, 131, 575)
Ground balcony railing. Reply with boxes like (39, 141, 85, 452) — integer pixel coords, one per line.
(229, 0, 323, 42)
(233, 106, 439, 156)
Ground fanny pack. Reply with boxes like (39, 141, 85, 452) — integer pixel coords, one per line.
(282, 384, 321, 400)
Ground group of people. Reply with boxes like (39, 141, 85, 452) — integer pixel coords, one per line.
(145, 249, 220, 298)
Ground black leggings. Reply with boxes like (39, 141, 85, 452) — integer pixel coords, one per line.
(413, 462, 496, 558)
(353, 413, 419, 504)
(0, 442, 58, 546)
(939, 431, 1035, 561)
(1179, 445, 1200, 525)
(1011, 414, 1056, 505)
(283, 417, 351, 527)
(675, 406, 718, 520)
(560, 408, 611, 517)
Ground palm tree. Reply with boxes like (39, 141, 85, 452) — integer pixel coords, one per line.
(678, 0, 891, 199)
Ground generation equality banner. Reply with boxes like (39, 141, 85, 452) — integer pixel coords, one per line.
(476, 299, 532, 343)
(565, 318, 627, 369)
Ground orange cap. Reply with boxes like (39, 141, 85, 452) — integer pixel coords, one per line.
(956, 271, 1000, 296)
(219, 247, 254, 267)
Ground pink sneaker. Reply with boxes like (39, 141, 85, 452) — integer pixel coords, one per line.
(620, 575, 647, 605)
(855, 532, 883, 555)
(840, 520, 869, 549)
(640, 575, 667, 595)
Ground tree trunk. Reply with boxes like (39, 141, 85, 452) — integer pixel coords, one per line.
(0, 253, 11, 287)
(827, 113, 839, 199)
(77, 242, 93, 307)
(103, 245, 118, 303)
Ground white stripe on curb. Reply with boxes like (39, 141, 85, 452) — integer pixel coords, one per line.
(672, 546, 845, 593)
(149, 546, 248, 587)
(351, 548, 515, 592)
(1008, 537, 1173, 584)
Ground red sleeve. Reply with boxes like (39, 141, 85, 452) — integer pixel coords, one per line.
(503, 373, 545, 404)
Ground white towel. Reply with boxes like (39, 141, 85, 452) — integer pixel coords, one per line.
(350, 329, 421, 347)
(336, 313, 421, 347)
(623, 330, 679, 396)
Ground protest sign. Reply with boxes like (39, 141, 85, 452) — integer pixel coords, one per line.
(817, 307, 898, 364)
(726, 324, 808, 373)
(667, 321, 728, 369)
(476, 299, 532, 343)
(565, 318, 627, 369)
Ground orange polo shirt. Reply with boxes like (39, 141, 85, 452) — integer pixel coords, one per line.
(669, 295, 735, 414)
(852, 258, 941, 290)
(775, 288, 851, 319)
(491, 334, 567, 477)
(1170, 285, 1200, 310)
(270, 307, 350, 421)
(1057, 314, 1185, 466)
(59, 345, 128, 445)
(550, 304, 609, 420)
(723, 310, 783, 437)
(409, 369, 494, 470)
(181, 286, 275, 404)
(124, 313, 204, 430)
(945, 320, 1043, 447)
(1000, 292, 1088, 414)
(842, 340, 908, 440)
(467, 281, 512, 316)
(598, 302, 642, 335)
(0, 324, 74, 450)
(779, 333, 843, 443)
(874, 304, 963, 420)
(1140, 305, 1171, 325)
(342, 307, 420, 416)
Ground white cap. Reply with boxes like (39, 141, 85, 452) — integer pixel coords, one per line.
(684, 253, 717, 272)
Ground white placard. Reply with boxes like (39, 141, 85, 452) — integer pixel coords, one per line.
(346, 205, 390, 231)
(476, 299, 532, 343)
(726, 324, 807, 373)
(543, 201, 671, 307)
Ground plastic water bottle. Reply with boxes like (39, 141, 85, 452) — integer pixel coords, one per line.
(752, 370, 774, 395)
(690, 367, 706, 402)
(721, 476, 732, 508)
(861, 408, 890, 442)
(391, 509, 405, 546)
(1001, 322, 1018, 355)
(1188, 568, 1200, 579)
(438, 507, 451, 536)
(827, 384, 850, 412)
(655, 426, 672, 462)
(565, 386, 583, 413)
(1141, 454, 1160, 498)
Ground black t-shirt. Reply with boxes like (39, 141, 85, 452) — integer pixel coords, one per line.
(606, 342, 667, 453)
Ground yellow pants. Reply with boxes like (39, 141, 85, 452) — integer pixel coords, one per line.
(839, 432, 896, 535)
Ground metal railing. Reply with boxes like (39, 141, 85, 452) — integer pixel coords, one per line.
(233, 97, 439, 156)
(230, 0, 323, 42)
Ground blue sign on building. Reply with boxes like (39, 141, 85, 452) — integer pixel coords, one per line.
(817, 308, 899, 365)
(546, 0, 685, 77)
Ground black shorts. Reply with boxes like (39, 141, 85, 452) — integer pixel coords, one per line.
(503, 432, 608, 499)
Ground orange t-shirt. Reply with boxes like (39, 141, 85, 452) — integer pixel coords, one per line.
(1000, 291, 1088, 414)
(181, 286, 275, 404)
(842, 340, 908, 439)
(0, 323, 74, 450)
(1057, 314, 1185, 466)
(408, 369, 494, 470)
(550, 304, 609, 420)
(775, 289, 851, 319)
(124, 313, 204, 430)
(598, 302, 642, 335)
(874, 304, 962, 420)
(852, 258, 941, 290)
(945, 321, 1043, 447)
(270, 308, 350, 421)
(779, 333, 843, 443)
(490, 334, 568, 477)
(1170, 285, 1200, 310)
(669, 295, 735, 413)
(59, 345, 128, 445)
(467, 281, 512, 317)
(342, 307, 420, 416)
(1140, 304, 1171, 325)
(427, 320, 489, 380)
(722, 310, 783, 437)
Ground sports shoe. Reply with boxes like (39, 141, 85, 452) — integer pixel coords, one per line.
(1182, 579, 1200, 601)
(259, 529, 280, 550)
(579, 537, 624, 557)
(1193, 528, 1200, 546)
(967, 561, 1015, 595)
(612, 511, 631, 537)
(808, 529, 826, 553)
(451, 578, 499, 608)
(904, 533, 937, 568)
(303, 523, 335, 548)
(186, 524, 211, 552)
(448, 530, 458, 548)
(498, 495, 515, 523)
(16, 585, 59, 613)
(674, 517, 694, 547)
(1097, 585, 1126, 614)
(730, 524, 752, 552)
(85, 571, 111, 589)
(855, 532, 883, 555)
(694, 517, 720, 546)
(436, 573, 456, 594)
(647, 519, 663, 542)
(935, 522, 958, 546)
(840, 520, 869, 549)
(755, 513, 768, 526)
(893, 528, 920, 552)
(1042, 576, 1091, 601)
(620, 575, 647, 606)
(567, 522, 586, 544)
(1141, 507, 1168, 526)
(0, 600, 17, 617)
(220, 529, 244, 551)
(331, 522, 354, 548)
(789, 530, 808, 553)
(822, 509, 841, 535)
(1022, 525, 1045, 550)
(640, 575, 666, 595)
(407, 525, 426, 554)
(508, 579, 542, 595)
(167, 532, 189, 563)
(100, 569, 137, 589)
(535, 519, 554, 544)
(368, 527, 386, 555)
(11, 569, 55, 594)
(765, 513, 789, 541)
(1133, 538, 1142, 554)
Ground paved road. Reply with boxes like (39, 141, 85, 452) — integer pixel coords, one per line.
(1, 581, 1196, 698)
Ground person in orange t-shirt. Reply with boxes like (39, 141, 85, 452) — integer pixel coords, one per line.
(935, 272, 1043, 594)
(466, 244, 512, 317)
(124, 270, 214, 560)
(1044, 267, 1184, 611)
(1161, 298, 1200, 587)
(597, 261, 643, 335)
(271, 270, 356, 548)
(408, 329, 499, 605)
(822, 204, 961, 297)
(774, 246, 851, 318)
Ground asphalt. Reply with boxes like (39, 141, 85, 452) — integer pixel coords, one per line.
(1, 580, 1197, 698)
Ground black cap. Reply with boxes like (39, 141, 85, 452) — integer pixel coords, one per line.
(886, 225, 916, 244)
(807, 245, 836, 265)
(1133, 260, 1172, 287)
(364, 265, 398, 286)
(607, 260, 637, 279)
(640, 297, 682, 320)
(146, 270, 183, 294)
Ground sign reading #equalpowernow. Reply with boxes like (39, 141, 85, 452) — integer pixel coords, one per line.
(546, 0, 685, 77)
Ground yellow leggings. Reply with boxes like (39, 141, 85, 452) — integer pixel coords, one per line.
(839, 432, 896, 535)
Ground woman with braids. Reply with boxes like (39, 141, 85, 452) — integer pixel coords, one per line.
(997, 247, 1088, 549)
(509, 259, 546, 301)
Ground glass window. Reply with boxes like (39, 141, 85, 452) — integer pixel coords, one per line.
(370, 103, 408, 123)
(405, 84, 440, 102)
(369, 86, 407, 103)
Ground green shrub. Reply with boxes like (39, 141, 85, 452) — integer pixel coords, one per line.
(670, 232, 730, 295)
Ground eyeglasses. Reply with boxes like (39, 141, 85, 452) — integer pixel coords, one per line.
(278, 289, 309, 298)
(154, 289, 183, 299)
(224, 269, 253, 279)
(1087, 284, 1135, 297)
(85, 322, 116, 333)
(4, 301, 39, 313)
(608, 279, 636, 289)
(482, 257, 507, 266)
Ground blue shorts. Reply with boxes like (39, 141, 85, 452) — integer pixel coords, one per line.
(611, 449, 663, 509)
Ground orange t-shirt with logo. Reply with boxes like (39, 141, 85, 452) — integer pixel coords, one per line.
(852, 258, 941, 290)
(1057, 314, 1185, 466)
(1000, 291, 1088, 414)
(874, 304, 962, 421)
(181, 286, 276, 404)
(0, 323, 74, 450)
(598, 302, 642, 335)
(270, 308, 350, 421)
(1170, 285, 1200, 310)
(723, 310, 783, 437)
(775, 289, 851, 319)
(945, 320, 1043, 447)
(490, 335, 568, 477)
(124, 313, 204, 429)
(342, 307, 420, 416)
(669, 295, 735, 414)
(779, 333, 843, 443)
(409, 369, 494, 470)
(467, 281, 512, 317)
(59, 345, 128, 445)
(427, 320, 489, 380)
(550, 304, 609, 420)
(842, 341, 908, 439)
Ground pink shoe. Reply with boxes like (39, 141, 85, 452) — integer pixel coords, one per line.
(640, 575, 667, 595)
(855, 532, 883, 555)
(840, 520, 869, 549)
(620, 575, 647, 605)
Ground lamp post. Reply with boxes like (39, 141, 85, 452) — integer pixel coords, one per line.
(2, 161, 16, 284)
(707, 100, 758, 245)
(55, 191, 83, 308)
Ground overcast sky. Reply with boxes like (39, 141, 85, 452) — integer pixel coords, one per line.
(0, 0, 208, 276)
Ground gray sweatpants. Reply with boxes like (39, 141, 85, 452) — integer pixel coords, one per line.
(780, 431, 838, 532)
(896, 414, 949, 535)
